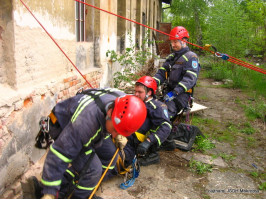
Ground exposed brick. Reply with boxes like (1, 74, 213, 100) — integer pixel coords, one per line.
(64, 82, 70, 89)
(11, 182, 21, 195)
(14, 100, 24, 111)
(23, 98, 33, 108)
(58, 91, 64, 99)
(69, 81, 74, 87)
(75, 83, 83, 91)
(2, 189, 14, 199)
(72, 75, 78, 80)
(63, 77, 72, 83)
(41, 94, 46, 100)
(62, 89, 69, 96)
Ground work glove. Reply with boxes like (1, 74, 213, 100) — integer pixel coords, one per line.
(115, 135, 128, 150)
(137, 139, 151, 155)
(41, 194, 55, 199)
(164, 91, 177, 102)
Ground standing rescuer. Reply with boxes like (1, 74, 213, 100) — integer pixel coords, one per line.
(153, 26, 200, 121)
(36, 88, 146, 199)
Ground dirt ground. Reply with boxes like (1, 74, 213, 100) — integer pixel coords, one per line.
(95, 77, 265, 199)
(20, 76, 265, 199)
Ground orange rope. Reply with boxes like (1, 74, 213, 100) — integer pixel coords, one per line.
(74, 0, 266, 75)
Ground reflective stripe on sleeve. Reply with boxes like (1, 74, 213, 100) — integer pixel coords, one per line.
(178, 82, 187, 91)
(84, 127, 102, 147)
(50, 145, 72, 163)
(187, 70, 197, 78)
(41, 179, 62, 187)
(153, 77, 160, 85)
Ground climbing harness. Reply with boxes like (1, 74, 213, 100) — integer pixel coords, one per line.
(65, 151, 96, 199)
(35, 117, 54, 149)
(119, 156, 140, 190)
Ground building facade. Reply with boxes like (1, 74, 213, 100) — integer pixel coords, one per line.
(0, 0, 169, 197)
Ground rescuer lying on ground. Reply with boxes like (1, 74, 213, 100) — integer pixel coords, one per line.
(31, 88, 147, 199)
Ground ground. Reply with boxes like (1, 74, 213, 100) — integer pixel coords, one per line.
(21, 76, 265, 199)
(96, 77, 265, 199)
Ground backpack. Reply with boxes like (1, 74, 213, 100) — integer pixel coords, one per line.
(35, 88, 120, 149)
(161, 123, 204, 151)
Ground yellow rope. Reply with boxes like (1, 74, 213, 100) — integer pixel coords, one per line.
(88, 148, 119, 199)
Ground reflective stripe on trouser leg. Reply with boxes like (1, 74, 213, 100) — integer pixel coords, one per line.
(95, 136, 119, 181)
(70, 154, 102, 199)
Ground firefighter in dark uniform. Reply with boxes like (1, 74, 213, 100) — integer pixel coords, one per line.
(153, 26, 200, 121)
(123, 76, 172, 166)
(40, 88, 147, 199)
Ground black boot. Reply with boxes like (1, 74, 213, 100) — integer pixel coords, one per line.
(160, 139, 176, 151)
(138, 152, 160, 166)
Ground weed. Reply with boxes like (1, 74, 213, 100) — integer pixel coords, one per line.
(189, 159, 212, 174)
(243, 99, 266, 122)
(215, 130, 236, 143)
(240, 122, 256, 135)
(259, 182, 266, 190)
(246, 136, 256, 147)
(106, 31, 157, 89)
(194, 135, 215, 152)
(218, 153, 236, 162)
(250, 171, 259, 178)
(201, 55, 266, 98)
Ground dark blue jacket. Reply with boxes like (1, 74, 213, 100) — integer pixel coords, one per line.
(41, 88, 125, 196)
(137, 98, 172, 146)
(153, 47, 200, 96)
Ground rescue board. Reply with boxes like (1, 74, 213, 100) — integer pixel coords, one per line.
(183, 102, 207, 115)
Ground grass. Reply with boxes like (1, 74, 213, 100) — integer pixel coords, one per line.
(259, 182, 266, 190)
(200, 56, 266, 123)
(189, 159, 213, 174)
(218, 153, 236, 162)
(193, 135, 215, 152)
(240, 122, 256, 135)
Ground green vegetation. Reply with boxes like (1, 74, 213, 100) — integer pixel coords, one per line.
(240, 122, 256, 135)
(259, 182, 266, 190)
(193, 135, 215, 152)
(242, 99, 266, 122)
(168, 0, 265, 57)
(166, 0, 265, 124)
(218, 153, 236, 162)
(189, 159, 213, 174)
(250, 171, 259, 178)
(106, 31, 157, 89)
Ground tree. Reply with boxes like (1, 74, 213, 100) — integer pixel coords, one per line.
(169, 0, 210, 47)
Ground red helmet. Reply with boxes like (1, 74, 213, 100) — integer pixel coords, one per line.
(112, 95, 147, 137)
(169, 26, 189, 40)
(136, 76, 157, 95)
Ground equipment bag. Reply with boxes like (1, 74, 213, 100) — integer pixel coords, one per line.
(161, 123, 204, 151)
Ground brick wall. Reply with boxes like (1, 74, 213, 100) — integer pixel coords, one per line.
(0, 69, 102, 198)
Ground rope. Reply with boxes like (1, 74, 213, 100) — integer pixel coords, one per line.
(88, 148, 119, 199)
(74, 0, 266, 75)
(19, 0, 94, 88)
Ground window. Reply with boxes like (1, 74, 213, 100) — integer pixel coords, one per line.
(75, 0, 85, 42)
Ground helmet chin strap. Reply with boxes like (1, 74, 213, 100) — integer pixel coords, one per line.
(144, 94, 149, 101)
(179, 40, 184, 48)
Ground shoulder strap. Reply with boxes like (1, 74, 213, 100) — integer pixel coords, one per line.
(77, 89, 120, 115)
(170, 49, 190, 67)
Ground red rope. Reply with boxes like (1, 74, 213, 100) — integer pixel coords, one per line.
(75, 0, 266, 75)
(19, 0, 94, 88)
